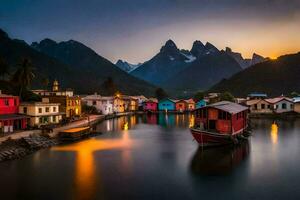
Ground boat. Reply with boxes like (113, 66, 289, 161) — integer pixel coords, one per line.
(58, 126, 91, 141)
(190, 101, 249, 147)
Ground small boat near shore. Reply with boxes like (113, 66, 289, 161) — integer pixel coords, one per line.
(190, 101, 250, 147)
(58, 127, 91, 141)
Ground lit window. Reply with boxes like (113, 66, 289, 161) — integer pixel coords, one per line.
(46, 107, 50, 112)
(38, 108, 42, 113)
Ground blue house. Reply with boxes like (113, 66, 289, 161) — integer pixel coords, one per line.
(158, 98, 176, 111)
(195, 99, 206, 109)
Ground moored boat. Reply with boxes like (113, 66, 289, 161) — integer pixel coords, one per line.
(190, 101, 249, 147)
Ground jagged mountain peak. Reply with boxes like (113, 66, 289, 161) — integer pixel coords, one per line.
(205, 42, 219, 52)
(160, 39, 178, 53)
(0, 29, 9, 39)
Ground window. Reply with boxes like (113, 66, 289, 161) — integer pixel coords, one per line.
(39, 117, 43, 123)
(46, 107, 50, 112)
(218, 111, 227, 120)
(4, 99, 9, 106)
(291, 104, 293, 109)
(267, 105, 271, 109)
(254, 104, 257, 110)
(93, 101, 97, 106)
(53, 107, 56, 112)
(261, 104, 265, 109)
(38, 108, 42, 113)
(53, 116, 56, 122)
(23, 107, 27, 114)
(282, 103, 287, 109)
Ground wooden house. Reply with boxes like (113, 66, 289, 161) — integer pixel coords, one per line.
(158, 98, 176, 111)
(195, 99, 206, 109)
(0, 92, 28, 133)
(293, 97, 300, 113)
(193, 101, 248, 135)
(186, 99, 195, 111)
(143, 99, 158, 112)
(175, 100, 188, 112)
(246, 99, 272, 114)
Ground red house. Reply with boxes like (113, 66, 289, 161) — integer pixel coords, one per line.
(175, 100, 187, 112)
(190, 101, 249, 146)
(143, 99, 158, 112)
(0, 92, 28, 134)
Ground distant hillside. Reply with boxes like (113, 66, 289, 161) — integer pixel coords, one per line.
(209, 52, 300, 97)
(0, 29, 156, 95)
(164, 50, 242, 91)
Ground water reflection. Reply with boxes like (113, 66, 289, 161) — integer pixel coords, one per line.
(190, 142, 250, 176)
(271, 122, 279, 144)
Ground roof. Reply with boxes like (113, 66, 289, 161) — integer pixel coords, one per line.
(246, 99, 270, 106)
(265, 96, 293, 104)
(185, 98, 195, 104)
(0, 114, 29, 120)
(21, 102, 60, 106)
(82, 94, 102, 101)
(293, 97, 300, 103)
(248, 93, 267, 97)
(204, 101, 248, 114)
(159, 98, 176, 103)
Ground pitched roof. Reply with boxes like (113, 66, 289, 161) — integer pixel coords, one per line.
(206, 101, 248, 114)
(293, 97, 300, 103)
(265, 96, 293, 104)
(185, 98, 195, 104)
(246, 99, 270, 106)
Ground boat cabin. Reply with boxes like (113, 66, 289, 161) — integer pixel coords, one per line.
(194, 101, 248, 135)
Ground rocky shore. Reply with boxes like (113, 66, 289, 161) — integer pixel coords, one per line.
(0, 134, 62, 162)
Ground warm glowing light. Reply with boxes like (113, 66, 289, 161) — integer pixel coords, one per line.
(123, 122, 129, 131)
(189, 115, 195, 128)
(270, 56, 277, 60)
(271, 123, 278, 144)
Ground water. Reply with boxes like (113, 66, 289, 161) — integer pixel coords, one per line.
(0, 114, 300, 199)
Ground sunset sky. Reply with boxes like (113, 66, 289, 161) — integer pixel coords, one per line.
(1, 0, 300, 63)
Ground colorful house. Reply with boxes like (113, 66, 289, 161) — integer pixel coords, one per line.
(158, 98, 176, 111)
(19, 98, 62, 127)
(175, 100, 187, 112)
(143, 99, 158, 112)
(82, 94, 114, 115)
(33, 80, 81, 118)
(186, 99, 195, 111)
(246, 99, 272, 114)
(195, 99, 206, 109)
(0, 92, 28, 133)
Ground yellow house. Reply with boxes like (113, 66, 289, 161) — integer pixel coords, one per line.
(114, 96, 125, 113)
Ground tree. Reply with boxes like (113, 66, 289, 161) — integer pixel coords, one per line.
(102, 77, 117, 95)
(0, 57, 10, 80)
(220, 91, 235, 102)
(11, 58, 35, 98)
(193, 91, 205, 102)
(290, 91, 300, 98)
(155, 88, 168, 100)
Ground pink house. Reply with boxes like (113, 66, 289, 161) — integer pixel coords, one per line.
(143, 99, 158, 112)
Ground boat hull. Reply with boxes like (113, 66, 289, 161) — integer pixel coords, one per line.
(190, 128, 235, 147)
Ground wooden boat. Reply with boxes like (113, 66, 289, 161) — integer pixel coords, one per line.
(190, 101, 249, 147)
(59, 126, 91, 141)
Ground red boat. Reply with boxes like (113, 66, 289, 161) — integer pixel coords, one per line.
(190, 101, 249, 147)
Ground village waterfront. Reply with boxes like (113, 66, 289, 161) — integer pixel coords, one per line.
(0, 113, 300, 199)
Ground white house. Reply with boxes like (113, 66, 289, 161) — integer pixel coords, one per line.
(246, 99, 272, 114)
(19, 99, 62, 127)
(266, 97, 294, 113)
(82, 94, 114, 115)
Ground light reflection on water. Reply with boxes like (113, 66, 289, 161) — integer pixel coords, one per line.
(1, 115, 300, 199)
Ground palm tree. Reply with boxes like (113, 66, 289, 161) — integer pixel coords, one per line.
(0, 57, 10, 80)
(11, 58, 35, 98)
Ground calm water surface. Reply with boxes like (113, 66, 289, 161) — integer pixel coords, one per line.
(1, 114, 300, 200)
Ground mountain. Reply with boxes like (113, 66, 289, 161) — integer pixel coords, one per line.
(0, 29, 156, 95)
(115, 59, 141, 72)
(225, 47, 266, 69)
(164, 50, 242, 92)
(209, 52, 300, 96)
(130, 40, 195, 85)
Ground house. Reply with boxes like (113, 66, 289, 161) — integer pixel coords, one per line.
(19, 98, 62, 127)
(266, 97, 294, 113)
(194, 101, 248, 134)
(204, 93, 220, 104)
(82, 94, 114, 115)
(0, 91, 28, 133)
(175, 100, 187, 112)
(186, 99, 195, 111)
(195, 99, 207, 109)
(246, 99, 272, 114)
(33, 80, 81, 118)
(293, 97, 300, 113)
(143, 99, 158, 112)
(131, 95, 148, 110)
(158, 98, 176, 111)
(247, 93, 267, 100)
